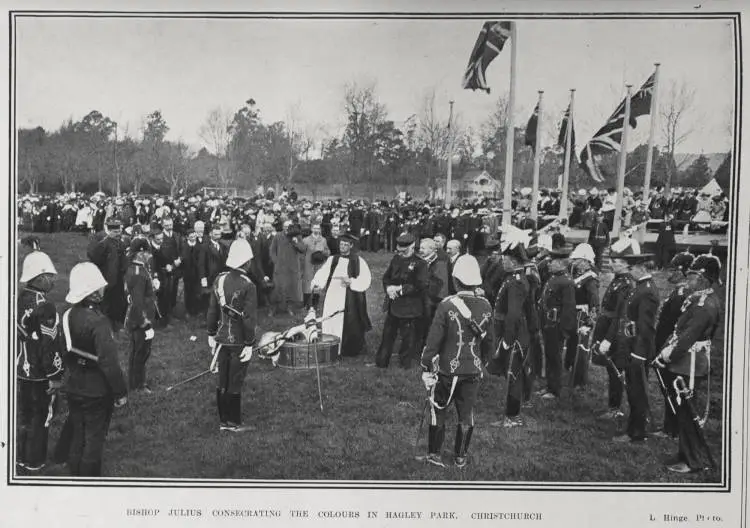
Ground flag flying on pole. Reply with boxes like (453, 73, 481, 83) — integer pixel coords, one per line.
(462, 21, 513, 93)
(525, 102, 539, 152)
(579, 71, 656, 182)
(557, 103, 576, 153)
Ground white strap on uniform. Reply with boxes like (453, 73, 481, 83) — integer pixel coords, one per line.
(216, 274, 228, 308)
(62, 309, 74, 352)
(429, 375, 460, 413)
(574, 270, 596, 286)
(449, 296, 473, 320)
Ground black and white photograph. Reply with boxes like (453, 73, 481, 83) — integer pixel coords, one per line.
(3, 1, 750, 526)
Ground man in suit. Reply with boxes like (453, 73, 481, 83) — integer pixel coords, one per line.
(200, 224, 228, 311)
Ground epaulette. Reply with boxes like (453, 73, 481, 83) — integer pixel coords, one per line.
(574, 270, 597, 285)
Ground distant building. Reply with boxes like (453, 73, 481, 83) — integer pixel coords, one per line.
(451, 169, 501, 200)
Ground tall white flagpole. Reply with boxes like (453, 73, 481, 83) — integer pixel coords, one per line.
(612, 84, 632, 238)
(639, 63, 661, 241)
(502, 21, 517, 228)
(560, 89, 575, 221)
(530, 91, 543, 222)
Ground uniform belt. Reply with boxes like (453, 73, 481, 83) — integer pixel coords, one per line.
(594, 236, 607, 239)
(630, 353, 647, 361)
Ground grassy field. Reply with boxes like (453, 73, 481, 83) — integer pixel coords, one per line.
(15, 232, 725, 483)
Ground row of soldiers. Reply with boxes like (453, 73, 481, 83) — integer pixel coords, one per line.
(393, 232, 721, 472)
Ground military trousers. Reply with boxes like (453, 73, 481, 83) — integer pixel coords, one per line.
(17, 379, 52, 468)
(430, 374, 480, 428)
(67, 394, 114, 477)
(128, 328, 152, 390)
(543, 325, 565, 396)
(375, 314, 419, 369)
(216, 345, 249, 395)
(624, 359, 649, 440)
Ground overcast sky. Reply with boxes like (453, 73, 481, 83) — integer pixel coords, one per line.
(15, 16, 736, 156)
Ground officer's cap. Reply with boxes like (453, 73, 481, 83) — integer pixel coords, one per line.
(106, 217, 122, 229)
(668, 252, 695, 273)
(396, 233, 415, 247)
(130, 238, 150, 255)
(688, 254, 721, 283)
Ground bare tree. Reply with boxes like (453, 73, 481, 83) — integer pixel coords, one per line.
(660, 80, 696, 190)
(342, 81, 388, 188)
(199, 107, 233, 188)
(417, 89, 451, 190)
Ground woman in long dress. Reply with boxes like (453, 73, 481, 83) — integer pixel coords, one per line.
(311, 232, 372, 356)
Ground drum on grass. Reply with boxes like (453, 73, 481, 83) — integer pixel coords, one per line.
(276, 334, 340, 370)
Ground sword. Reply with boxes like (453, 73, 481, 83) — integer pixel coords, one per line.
(44, 393, 56, 428)
(166, 344, 221, 392)
(673, 375, 716, 469)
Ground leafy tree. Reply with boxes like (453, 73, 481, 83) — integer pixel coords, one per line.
(681, 153, 712, 188)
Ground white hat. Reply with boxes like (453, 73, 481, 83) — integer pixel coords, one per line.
(66, 262, 107, 304)
(226, 239, 254, 269)
(570, 243, 596, 264)
(452, 255, 482, 287)
(601, 202, 616, 213)
(578, 189, 587, 197)
(194, 220, 205, 231)
(521, 187, 532, 197)
(20, 251, 57, 283)
(589, 187, 598, 195)
(156, 198, 165, 206)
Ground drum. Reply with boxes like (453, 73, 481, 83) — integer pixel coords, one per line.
(276, 334, 340, 370)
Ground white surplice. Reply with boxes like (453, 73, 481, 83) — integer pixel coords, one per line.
(310, 255, 371, 339)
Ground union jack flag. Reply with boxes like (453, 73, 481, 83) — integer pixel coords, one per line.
(462, 21, 513, 93)
(579, 71, 655, 182)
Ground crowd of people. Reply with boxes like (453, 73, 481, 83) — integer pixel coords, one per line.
(15, 184, 725, 478)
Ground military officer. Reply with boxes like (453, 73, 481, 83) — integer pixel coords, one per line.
(488, 250, 537, 427)
(89, 217, 128, 330)
(61, 262, 128, 476)
(124, 239, 158, 393)
(588, 211, 610, 269)
(655, 254, 721, 473)
(566, 243, 600, 388)
(537, 251, 576, 400)
(375, 233, 428, 369)
(418, 255, 494, 468)
(652, 251, 696, 439)
(612, 255, 660, 443)
(207, 239, 258, 432)
(17, 250, 64, 472)
(593, 256, 636, 419)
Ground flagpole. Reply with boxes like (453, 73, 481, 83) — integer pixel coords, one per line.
(446, 100, 455, 207)
(530, 91, 543, 222)
(612, 84, 632, 238)
(560, 89, 575, 221)
(639, 63, 661, 239)
(502, 21, 517, 228)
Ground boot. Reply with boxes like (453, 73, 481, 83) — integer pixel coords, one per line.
(303, 293, 311, 310)
(222, 394, 255, 433)
(454, 425, 474, 468)
(311, 293, 320, 310)
(217, 389, 228, 427)
(416, 425, 445, 467)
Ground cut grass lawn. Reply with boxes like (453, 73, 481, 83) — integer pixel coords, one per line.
(15, 232, 726, 483)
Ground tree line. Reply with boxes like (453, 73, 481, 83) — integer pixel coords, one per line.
(17, 82, 729, 197)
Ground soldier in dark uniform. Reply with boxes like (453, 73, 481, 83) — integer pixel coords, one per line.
(89, 218, 128, 330)
(488, 251, 536, 427)
(588, 211, 610, 270)
(384, 208, 400, 252)
(537, 252, 576, 400)
(655, 254, 721, 473)
(566, 243, 600, 388)
(611, 255, 660, 443)
(593, 256, 636, 419)
(418, 255, 494, 467)
(124, 239, 157, 393)
(16, 250, 64, 472)
(375, 233, 428, 369)
(207, 239, 258, 432)
(61, 262, 128, 476)
(655, 213, 678, 269)
(652, 251, 697, 437)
